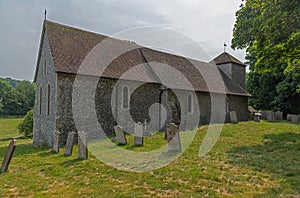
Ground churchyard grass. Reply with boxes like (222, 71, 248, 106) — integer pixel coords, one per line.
(0, 118, 299, 197)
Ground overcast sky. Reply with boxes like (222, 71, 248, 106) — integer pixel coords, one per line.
(0, 0, 246, 81)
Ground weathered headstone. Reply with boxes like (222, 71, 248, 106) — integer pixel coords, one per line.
(166, 123, 181, 152)
(287, 114, 293, 122)
(267, 111, 275, 122)
(53, 131, 61, 153)
(114, 125, 127, 145)
(143, 120, 151, 137)
(78, 131, 88, 160)
(291, 115, 300, 123)
(230, 111, 238, 124)
(64, 132, 75, 156)
(261, 111, 267, 120)
(1, 139, 17, 173)
(134, 122, 144, 146)
(274, 111, 283, 121)
(254, 113, 261, 122)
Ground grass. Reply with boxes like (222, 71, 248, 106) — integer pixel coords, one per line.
(0, 119, 299, 197)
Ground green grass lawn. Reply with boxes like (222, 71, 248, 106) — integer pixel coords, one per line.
(0, 119, 299, 197)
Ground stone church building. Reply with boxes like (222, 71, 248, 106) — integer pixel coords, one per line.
(33, 20, 249, 146)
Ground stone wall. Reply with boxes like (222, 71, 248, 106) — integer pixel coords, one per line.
(33, 33, 57, 146)
(227, 95, 249, 122)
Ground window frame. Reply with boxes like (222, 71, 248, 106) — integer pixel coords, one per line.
(187, 94, 193, 114)
(122, 86, 129, 109)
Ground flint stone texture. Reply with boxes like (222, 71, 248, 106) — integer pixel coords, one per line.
(33, 35, 249, 147)
(1, 139, 17, 173)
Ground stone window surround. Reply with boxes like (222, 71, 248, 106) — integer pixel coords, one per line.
(47, 84, 50, 116)
(187, 94, 193, 114)
(122, 85, 130, 110)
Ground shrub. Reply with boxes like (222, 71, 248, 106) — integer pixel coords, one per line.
(18, 109, 33, 137)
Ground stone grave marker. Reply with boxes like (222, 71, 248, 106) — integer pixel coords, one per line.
(53, 131, 61, 153)
(254, 113, 261, 122)
(134, 122, 144, 146)
(230, 111, 238, 124)
(287, 114, 293, 122)
(291, 115, 300, 123)
(267, 111, 275, 122)
(261, 111, 267, 120)
(64, 132, 76, 156)
(274, 111, 283, 121)
(143, 120, 151, 137)
(78, 131, 88, 160)
(166, 123, 181, 152)
(1, 139, 17, 173)
(114, 125, 127, 145)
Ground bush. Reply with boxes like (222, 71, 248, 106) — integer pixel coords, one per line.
(18, 109, 33, 137)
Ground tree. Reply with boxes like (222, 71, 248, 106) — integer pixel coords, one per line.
(18, 109, 33, 137)
(232, 0, 300, 90)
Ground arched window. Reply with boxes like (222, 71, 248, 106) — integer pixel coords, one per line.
(39, 87, 42, 115)
(122, 86, 129, 109)
(44, 59, 47, 76)
(187, 94, 193, 113)
(47, 84, 50, 116)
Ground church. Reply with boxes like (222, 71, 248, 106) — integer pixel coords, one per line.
(33, 20, 249, 146)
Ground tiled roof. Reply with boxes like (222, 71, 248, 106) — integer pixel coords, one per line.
(34, 20, 249, 96)
(211, 52, 245, 66)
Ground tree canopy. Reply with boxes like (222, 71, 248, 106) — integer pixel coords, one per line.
(0, 77, 35, 116)
(232, 0, 300, 89)
(232, 0, 300, 113)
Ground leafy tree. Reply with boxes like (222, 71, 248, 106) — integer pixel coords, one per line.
(233, 0, 300, 113)
(232, 0, 300, 89)
(18, 109, 33, 137)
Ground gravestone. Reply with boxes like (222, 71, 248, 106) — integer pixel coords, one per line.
(291, 115, 300, 123)
(143, 120, 151, 137)
(134, 122, 144, 146)
(261, 111, 267, 120)
(166, 123, 181, 152)
(274, 111, 283, 121)
(78, 131, 88, 160)
(267, 111, 275, 122)
(287, 114, 294, 122)
(1, 139, 17, 173)
(114, 125, 127, 145)
(53, 131, 61, 153)
(254, 113, 261, 122)
(230, 111, 238, 124)
(64, 132, 76, 156)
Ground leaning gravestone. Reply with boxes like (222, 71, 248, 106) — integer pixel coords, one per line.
(267, 111, 275, 122)
(114, 125, 127, 145)
(254, 113, 261, 122)
(64, 132, 76, 156)
(78, 131, 88, 160)
(274, 111, 283, 121)
(53, 131, 61, 153)
(166, 123, 181, 152)
(287, 114, 293, 122)
(1, 139, 17, 173)
(230, 111, 238, 124)
(134, 122, 144, 146)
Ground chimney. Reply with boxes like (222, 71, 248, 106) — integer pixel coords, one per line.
(210, 52, 246, 89)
